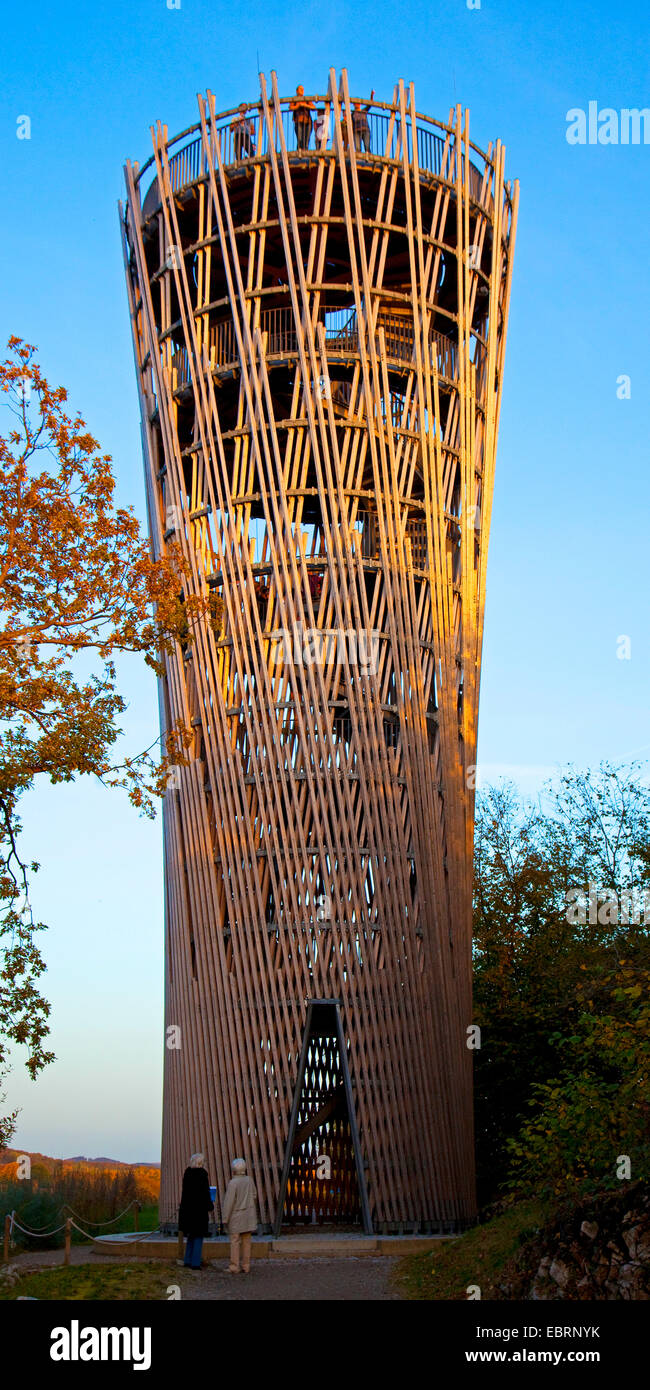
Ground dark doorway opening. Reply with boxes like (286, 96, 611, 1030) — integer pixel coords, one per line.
(275, 1000, 372, 1235)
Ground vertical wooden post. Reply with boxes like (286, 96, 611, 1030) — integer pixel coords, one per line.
(63, 1216, 72, 1267)
(134, 1201, 140, 1233)
(3, 1213, 10, 1263)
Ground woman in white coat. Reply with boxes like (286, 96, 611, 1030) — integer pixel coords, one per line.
(222, 1158, 258, 1273)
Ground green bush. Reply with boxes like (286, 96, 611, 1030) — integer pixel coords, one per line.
(506, 966, 650, 1197)
(0, 1181, 64, 1249)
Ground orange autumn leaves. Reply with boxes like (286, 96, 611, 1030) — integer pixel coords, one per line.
(0, 337, 197, 809)
(0, 338, 199, 1129)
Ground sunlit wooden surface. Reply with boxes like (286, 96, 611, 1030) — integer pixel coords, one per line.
(121, 68, 518, 1232)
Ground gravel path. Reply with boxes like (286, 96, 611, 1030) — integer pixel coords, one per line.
(6, 1247, 402, 1300)
(176, 1256, 401, 1300)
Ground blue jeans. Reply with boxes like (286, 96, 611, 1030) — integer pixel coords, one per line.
(184, 1236, 203, 1268)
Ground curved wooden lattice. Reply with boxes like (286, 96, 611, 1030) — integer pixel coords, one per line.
(121, 68, 518, 1233)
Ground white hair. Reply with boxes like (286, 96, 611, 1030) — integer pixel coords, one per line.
(190, 1152, 205, 1168)
(231, 1157, 246, 1174)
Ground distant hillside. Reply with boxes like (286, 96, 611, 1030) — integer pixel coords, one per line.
(0, 1149, 160, 1216)
(65, 1156, 161, 1169)
(0, 1148, 160, 1230)
(0, 1150, 161, 1209)
(0, 1149, 159, 1171)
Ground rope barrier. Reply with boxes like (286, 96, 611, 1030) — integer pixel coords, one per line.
(5, 1212, 214, 1252)
(62, 1200, 138, 1227)
(6, 1218, 161, 1245)
(2, 1196, 142, 1240)
(9, 1208, 64, 1232)
(11, 1217, 68, 1237)
(68, 1220, 163, 1244)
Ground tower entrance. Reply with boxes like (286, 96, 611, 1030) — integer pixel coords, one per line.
(276, 1001, 371, 1234)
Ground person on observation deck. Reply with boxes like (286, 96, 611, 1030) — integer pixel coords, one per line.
(178, 1152, 214, 1271)
(222, 1157, 259, 1274)
(339, 104, 349, 151)
(231, 103, 256, 160)
(351, 91, 375, 152)
(314, 106, 330, 149)
(290, 85, 315, 150)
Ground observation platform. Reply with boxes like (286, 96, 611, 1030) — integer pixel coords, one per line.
(137, 95, 501, 218)
(128, 92, 504, 420)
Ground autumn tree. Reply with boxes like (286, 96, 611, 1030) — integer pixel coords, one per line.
(473, 764, 650, 1204)
(0, 337, 197, 1143)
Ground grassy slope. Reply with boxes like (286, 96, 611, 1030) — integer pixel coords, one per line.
(394, 1200, 549, 1300)
(0, 1262, 182, 1301)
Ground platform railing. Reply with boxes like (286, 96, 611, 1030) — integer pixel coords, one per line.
(168, 309, 482, 393)
(141, 99, 493, 216)
(349, 509, 430, 569)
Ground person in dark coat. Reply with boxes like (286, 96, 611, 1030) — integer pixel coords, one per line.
(351, 93, 375, 153)
(290, 85, 315, 151)
(178, 1152, 213, 1270)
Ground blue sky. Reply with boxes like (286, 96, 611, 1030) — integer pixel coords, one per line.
(1, 0, 649, 1160)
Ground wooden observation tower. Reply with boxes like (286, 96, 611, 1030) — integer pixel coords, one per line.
(121, 69, 518, 1233)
